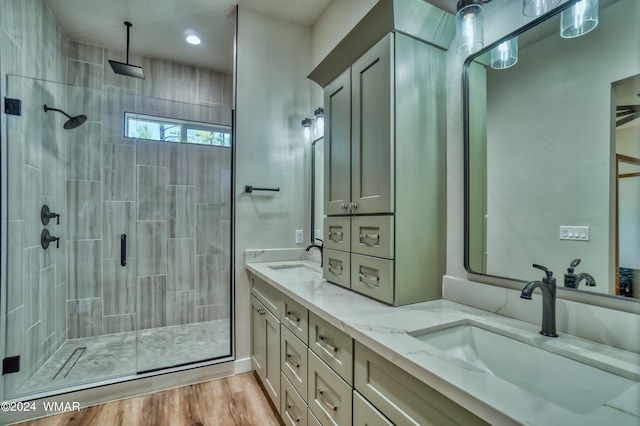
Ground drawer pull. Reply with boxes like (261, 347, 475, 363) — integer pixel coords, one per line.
(318, 389, 338, 411)
(286, 354, 300, 368)
(359, 272, 380, 283)
(286, 404, 301, 423)
(329, 230, 343, 237)
(328, 264, 343, 275)
(255, 307, 266, 316)
(285, 311, 300, 323)
(318, 335, 338, 353)
(359, 233, 380, 244)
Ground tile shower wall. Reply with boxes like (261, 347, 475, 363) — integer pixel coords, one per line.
(66, 42, 232, 338)
(1, 0, 232, 396)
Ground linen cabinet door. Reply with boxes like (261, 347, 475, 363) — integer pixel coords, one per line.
(351, 33, 394, 215)
(324, 68, 352, 216)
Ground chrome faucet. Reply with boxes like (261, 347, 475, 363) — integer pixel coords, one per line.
(563, 258, 596, 288)
(305, 238, 323, 267)
(520, 264, 558, 337)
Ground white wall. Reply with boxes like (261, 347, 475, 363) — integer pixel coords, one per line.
(234, 7, 311, 359)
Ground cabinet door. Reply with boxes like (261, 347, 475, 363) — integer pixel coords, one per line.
(251, 295, 281, 412)
(324, 68, 352, 216)
(351, 34, 394, 214)
(264, 303, 282, 412)
(250, 296, 266, 382)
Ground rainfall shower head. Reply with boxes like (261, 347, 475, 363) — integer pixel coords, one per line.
(43, 104, 87, 130)
(109, 21, 145, 79)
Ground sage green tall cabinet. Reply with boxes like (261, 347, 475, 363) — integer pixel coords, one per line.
(316, 6, 452, 306)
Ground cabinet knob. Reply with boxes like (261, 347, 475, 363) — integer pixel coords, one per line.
(349, 202, 358, 211)
(340, 202, 348, 210)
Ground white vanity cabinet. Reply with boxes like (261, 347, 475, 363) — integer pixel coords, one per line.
(322, 30, 447, 306)
(354, 342, 489, 426)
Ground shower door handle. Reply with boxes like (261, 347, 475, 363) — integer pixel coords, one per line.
(121, 234, 127, 266)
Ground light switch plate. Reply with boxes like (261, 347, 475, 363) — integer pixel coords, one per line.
(560, 226, 589, 241)
(295, 229, 304, 244)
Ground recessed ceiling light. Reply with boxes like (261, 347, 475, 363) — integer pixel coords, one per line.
(186, 35, 201, 45)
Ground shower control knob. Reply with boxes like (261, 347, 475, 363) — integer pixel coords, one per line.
(41, 229, 60, 250)
(41, 204, 60, 226)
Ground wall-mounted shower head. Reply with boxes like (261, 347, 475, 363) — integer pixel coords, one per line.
(109, 21, 145, 79)
(43, 104, 87, 130)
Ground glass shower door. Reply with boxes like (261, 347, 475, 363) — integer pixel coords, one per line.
(3, 76, 138, 399)
(129, 97, 233, 373)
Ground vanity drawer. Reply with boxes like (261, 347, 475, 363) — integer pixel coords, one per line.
(353, 390, 393, 426)
(308, 350, 352, 426)
(354, 341, 489, 426)
(350, 254, 394, 304)
(281, 373, 308, 426)
(309, 312, 353, 385)
(350, 215, 394, 259)
(323, 249, 351, 289)
(249, 273, 282, 319)
(324, 216, 351, 251)
(281, 326, 308, 402)
(281, 293, 309, 344)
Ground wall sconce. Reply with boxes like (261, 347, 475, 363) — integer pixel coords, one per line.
(491, 36, 518, 69)
(560, 0, 599, 38)
(301, 117, 313, 143)
(314, 107, 324, 139)
(522, 0, 560, 17)
(456, 0, 491, 56)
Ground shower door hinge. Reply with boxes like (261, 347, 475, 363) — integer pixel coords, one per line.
(2, 356, 20, 375)
(4, 98, 22, 116)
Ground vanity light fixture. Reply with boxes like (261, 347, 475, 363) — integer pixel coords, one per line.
(490, 36, 518, 69)
(301, 117, 313, 143)
(456, 0, 491, 56)
(313, 107, 324, 138)
(522, 0, 560, 17)
(560, 0, 599, 38)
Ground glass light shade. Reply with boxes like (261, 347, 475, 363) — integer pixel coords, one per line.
(560, 0, 599, 38)
(456, 4, 484, 56)
(314, 107, 324, 138)
(302, 117, 312, 143)
(491, 37, 518, 69)
(522, 0, 561, 17)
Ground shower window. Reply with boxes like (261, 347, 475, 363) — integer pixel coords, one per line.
(125, 112, 232, 146)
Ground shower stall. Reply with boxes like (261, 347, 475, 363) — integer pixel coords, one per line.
(2, 75, 233, 399)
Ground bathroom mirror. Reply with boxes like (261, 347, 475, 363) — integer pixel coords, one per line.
(310, 136, 324, 243)
(464, 0, 639, 301)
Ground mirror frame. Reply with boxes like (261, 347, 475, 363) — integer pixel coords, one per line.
(461, 0, 640, 314)
(310, 135, 324, 244)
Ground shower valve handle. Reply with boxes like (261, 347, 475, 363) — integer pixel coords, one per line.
(41, 229, 60, 249)
(41, 205, 60, 225)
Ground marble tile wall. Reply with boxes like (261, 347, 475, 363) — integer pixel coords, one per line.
(1, 0, 232, 398)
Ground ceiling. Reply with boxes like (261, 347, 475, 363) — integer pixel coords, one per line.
(43, 0, 455, 75)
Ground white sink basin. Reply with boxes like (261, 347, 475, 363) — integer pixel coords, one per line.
(268, 264, 320, 279)
(410, 322, 636, 414)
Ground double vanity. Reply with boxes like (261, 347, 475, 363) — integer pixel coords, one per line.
(246, 254, 640, 426)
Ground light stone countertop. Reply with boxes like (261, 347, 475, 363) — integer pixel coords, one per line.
(245, 258, 640, 426)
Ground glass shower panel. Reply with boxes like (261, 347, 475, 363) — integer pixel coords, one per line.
(3, 76, 138, 399)
(3, 77, 233, 400)
(131, 96, 233, 373)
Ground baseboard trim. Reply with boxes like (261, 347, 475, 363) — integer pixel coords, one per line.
(1, 358, 253, 425)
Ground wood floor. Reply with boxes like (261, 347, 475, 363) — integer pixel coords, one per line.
(16, 373, 281, 426)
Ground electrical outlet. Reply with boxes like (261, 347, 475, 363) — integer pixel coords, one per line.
(295, 229, 304, 244)
(560, 226, 589, 241)
(314, 229, 322, 240)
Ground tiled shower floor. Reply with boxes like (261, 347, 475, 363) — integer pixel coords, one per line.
(19, 320, 231, 396)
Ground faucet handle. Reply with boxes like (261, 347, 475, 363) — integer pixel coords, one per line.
(532, 263, 556, 284)
(569, 258, 581, 270)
